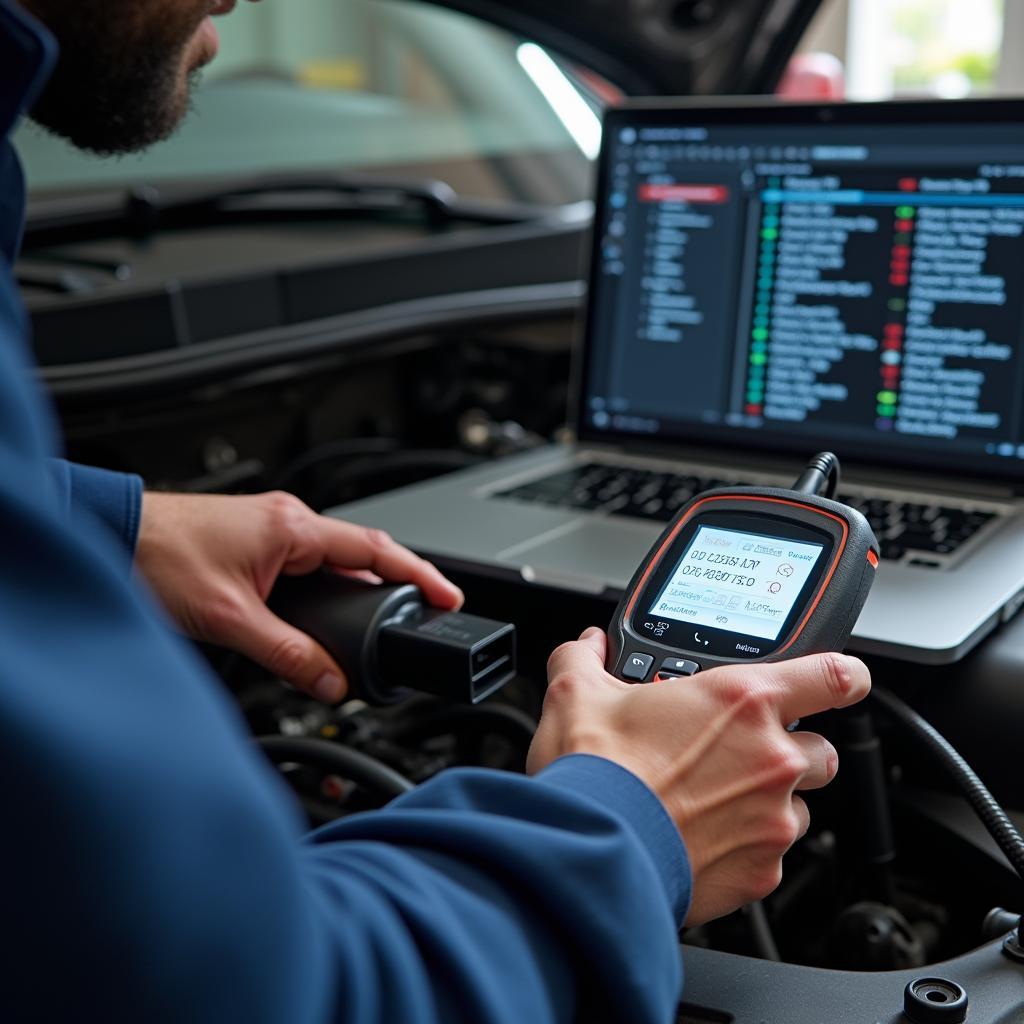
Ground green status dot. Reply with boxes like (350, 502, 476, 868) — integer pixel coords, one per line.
(752, 328, 769, 342)
(896, 205, 915, 219)
(877, 390, 898, 404)
(750, 353, 767, 366)
(877, 404, 896, 417)
(761, 228, 778, 241)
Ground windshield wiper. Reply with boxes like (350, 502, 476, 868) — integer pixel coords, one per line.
(24, 172, 551, 248)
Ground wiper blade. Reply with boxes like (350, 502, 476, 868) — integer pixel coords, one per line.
(24, 172, 545, 248)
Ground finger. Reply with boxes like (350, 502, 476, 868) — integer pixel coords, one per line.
(291, 518, 464, 610)
(218, 599, 349, 703)
(788, 732, 839, 791)
(792, 795, 811, 840)
(765, 653, 871, 724)
(546, 626, 609, 681)
(331, 567, 382, 585)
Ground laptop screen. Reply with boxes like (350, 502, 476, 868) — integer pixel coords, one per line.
(580, 100, 1024, 481)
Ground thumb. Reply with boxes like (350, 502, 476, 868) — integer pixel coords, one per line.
(577, 625, 608, 658)
(228, 600, 350, 703)
(545, 626, 613, 683)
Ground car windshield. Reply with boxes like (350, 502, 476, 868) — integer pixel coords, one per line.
(15, 0, 597, 204)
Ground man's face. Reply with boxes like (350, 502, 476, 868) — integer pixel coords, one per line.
(19, 0, 252, 154)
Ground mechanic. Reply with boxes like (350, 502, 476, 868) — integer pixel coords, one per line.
(0, 1, 871, 1021)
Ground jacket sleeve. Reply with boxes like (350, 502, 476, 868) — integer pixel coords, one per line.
(4, 447, 690, 1024)
(46, 456, 143, 555)
(3, 235, 688, 1021)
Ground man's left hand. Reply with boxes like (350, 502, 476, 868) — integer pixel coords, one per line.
(135, 491, 464, 703)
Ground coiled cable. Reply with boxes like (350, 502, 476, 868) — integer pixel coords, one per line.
(872, 686, 1024, 881)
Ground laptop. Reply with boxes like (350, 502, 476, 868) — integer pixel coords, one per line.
(332, 97, 1024, 665)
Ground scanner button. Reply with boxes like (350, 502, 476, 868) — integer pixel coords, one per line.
(622, 653, 654, 681)
(660, 658, 701, 677)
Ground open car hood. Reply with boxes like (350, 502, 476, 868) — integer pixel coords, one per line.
(418, 0, 825, 95)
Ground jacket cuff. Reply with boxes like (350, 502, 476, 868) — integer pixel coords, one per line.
(49, 459, 144, 556)
(536, 753, 691, 926)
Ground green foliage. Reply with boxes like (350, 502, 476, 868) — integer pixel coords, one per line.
(888, 0, 1001, 91)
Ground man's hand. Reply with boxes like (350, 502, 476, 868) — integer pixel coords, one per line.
(528, 628, 870, 926)
(135, 491, 463, 703)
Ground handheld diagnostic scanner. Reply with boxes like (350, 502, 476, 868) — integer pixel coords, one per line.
(607, 453, 879, 683)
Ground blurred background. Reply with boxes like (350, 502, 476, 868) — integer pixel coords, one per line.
(17, 0, 1021, 196)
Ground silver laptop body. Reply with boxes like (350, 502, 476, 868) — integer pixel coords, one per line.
(332, 98, 1024, 665)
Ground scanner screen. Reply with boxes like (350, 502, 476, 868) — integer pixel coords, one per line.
(648, 525, 825, 641)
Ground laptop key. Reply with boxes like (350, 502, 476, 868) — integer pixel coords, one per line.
(880, 541, 905, 561)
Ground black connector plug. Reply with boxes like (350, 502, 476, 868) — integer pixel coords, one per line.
(379, 609, 515, 705)
(269, 571, 516, 705)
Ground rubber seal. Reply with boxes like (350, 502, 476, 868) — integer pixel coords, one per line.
(903, 978, 968, 1023)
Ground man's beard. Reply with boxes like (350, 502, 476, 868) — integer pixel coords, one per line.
(26, 3, 205, 155)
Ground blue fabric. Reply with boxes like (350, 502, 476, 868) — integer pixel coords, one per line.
(0, 2, 691, 1020)
(46, 457, 144, 555)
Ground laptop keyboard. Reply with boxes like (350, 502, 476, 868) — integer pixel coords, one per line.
(495, 462, 997, 563)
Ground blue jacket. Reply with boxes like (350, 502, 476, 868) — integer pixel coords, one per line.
(0, 5, 690, 1020)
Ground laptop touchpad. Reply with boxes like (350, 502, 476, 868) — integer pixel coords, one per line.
(506, 519, 658, 592)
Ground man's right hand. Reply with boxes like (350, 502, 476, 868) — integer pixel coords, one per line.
(527, 628, 871, 926)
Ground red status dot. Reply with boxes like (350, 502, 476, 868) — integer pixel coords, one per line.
(890, 274, 909, 287)
(745, 404, 762, 416)
(892, 245, 911, 258)
(898, 178, 919, 192)
(896, 219, 914, 232)
(883, 339, 902, 350)
(884, 325, 904, 337)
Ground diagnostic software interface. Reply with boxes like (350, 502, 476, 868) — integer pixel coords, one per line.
(583, 106, 1024, 478)
(648, 526, 825, 641)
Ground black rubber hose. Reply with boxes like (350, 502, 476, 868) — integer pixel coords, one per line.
(256, 736, 414, 800)
(390, 704, 537, 749)
(791, 451, 840, 499)
(744, 901, 781, 961)
(871, 687, 1024, 881)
